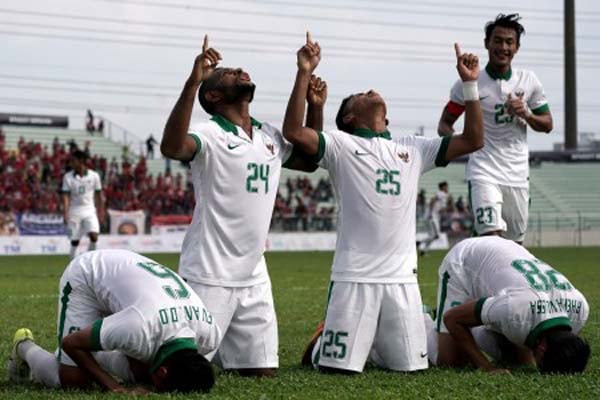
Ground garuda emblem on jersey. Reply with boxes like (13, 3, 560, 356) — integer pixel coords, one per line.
(398, 152, 410, 163)
(265, 143, 275, 155)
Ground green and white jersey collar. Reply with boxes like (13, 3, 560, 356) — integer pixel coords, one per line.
(210, 114, 262, 137)
(351, 128, 392, 140)
(485, 63, 512, 81)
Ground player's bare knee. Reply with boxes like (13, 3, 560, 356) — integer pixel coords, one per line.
(70, 240, 80, 247)
(58, 364, 92, 390)
(88, 233, 98, 242)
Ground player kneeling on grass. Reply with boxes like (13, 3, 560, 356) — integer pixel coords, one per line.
(425, 236, 590, 374)
(8, 249, 221, 394)
(287, 33, 484, 374)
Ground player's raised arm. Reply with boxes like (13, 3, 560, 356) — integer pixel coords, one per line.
(444, 44, 484, 161)
(161, 35, 222, 161)
(306, 74, 327, 132)
(506, 93, 553, 133)
(443, 301, 509, 374)
(282, 32, 322, 156)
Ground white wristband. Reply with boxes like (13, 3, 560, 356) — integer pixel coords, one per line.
(462, 81, 479, 102)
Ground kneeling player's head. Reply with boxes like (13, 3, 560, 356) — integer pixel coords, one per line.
(198, 67, 256, 115)
(335, 90, 387, 134)
(152, 349, 215, 393)
(536, 329, 590, 374)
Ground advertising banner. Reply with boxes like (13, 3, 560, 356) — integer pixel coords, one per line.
(108, 209, 146, 235)
(16, 213, 67, 235)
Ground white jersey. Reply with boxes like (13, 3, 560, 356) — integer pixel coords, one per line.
(450, 65, 549, 188)
(317, 128, 450, 283)
(430, 190, 448, 219)
(65, 250, 221, 369)
(179, 115, 293, 286)
(62, 169, 102, 214)
(442, 237, 588, 346)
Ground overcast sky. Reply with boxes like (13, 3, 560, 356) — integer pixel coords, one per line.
(1, 0, 599, 150)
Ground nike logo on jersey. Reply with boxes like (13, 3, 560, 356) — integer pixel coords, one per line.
(479, 95, 490, 101)
(420, 352, 428, 358)
(354, 150, 369, 156)
(227, 143, 242, 150)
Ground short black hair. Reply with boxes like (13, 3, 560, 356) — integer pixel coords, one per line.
(162, 349, 215, 393)
(539, 330, 590, 374)
(335, 94, 356, 133)
(438, 181, 448, 190)
(198, 68, 225, 115)
(72, 150, 88, 160)
(485, 13, 525, 46)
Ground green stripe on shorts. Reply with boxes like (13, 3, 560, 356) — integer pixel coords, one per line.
(436, 272, 450, 332)
(57, 282, 72, 361)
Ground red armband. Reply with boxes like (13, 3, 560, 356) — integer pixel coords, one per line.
(446, 101, 465, 117)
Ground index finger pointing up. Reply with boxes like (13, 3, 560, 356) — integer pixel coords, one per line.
(202, 34, 209, 52)
(454, 43, 462, 58)
(307, 31, 313, 44)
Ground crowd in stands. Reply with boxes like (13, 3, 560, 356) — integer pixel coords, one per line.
(0, 129, 193, 218)
(0, 128, 473, 234)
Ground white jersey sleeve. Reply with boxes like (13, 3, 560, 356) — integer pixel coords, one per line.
(91, 307, 149, 361)
(449, 79, 464, 105)
(93, 171, 102, 191)
(316, 130, 343, 170)
(188, 122, 217, 161)
(527, 71, 549, 114)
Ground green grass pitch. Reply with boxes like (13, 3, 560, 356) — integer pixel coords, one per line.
(0, 248, 599, 399)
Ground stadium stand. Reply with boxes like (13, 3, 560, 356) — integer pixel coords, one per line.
(1, 125, 598, 234)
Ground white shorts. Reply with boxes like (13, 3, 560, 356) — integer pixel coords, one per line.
(468, 180, 529, 242)
(187, 280, 278, 369)
(67, 211, 99, 241)
(314, 281, 428, 372)
(56, 268, 104, 366)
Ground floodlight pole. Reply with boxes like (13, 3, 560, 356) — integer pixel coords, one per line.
(564, 0, 577, 149)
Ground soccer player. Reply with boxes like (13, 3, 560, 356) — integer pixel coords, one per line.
(419, 181, 449, 255)
(427, 236, 589, 374)
(8, 249, 220, 393)
(160, 36, 317, 377)
(438, 14, 553, 243)
(62, 150, 105, 259)
(285, 34, 483, 373)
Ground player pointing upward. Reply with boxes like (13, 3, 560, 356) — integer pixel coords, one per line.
(161, 35, 317, 377)
(285, 34, 484, 374)
(438, 14, 553, 243)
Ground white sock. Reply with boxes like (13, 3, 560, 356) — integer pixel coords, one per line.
(93, 351, 135, 383)
(424, 313, 439, 366)
(88, 241, 97, 251)
(69, 245, 77, 259)
(17, 341, 60, 388)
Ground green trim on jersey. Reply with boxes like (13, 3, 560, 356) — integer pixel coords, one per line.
(475, 297, 488, 324)
(315, 131, 326, 163)
(467, 181, 478, 237)
(436, 271, 450, 332)
(434, 136, 451, 167)
(282, 147, 299, 169)
(188, 133, 203, 160)
(150, 337, 198, 372)
(351, 128, 391, 140)
(90, 319, 103, 351)
(210, 114, 262, 136)
(525, 317, 572, 348)
(485, 63, 512, 81)
(532, 104, 550, 115)
(57, 282, 73, 361)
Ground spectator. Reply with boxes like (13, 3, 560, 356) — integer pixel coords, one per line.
(97, 119, 104, 135)
(146, 134, 158, 159)
(86, 109, 95, 134)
